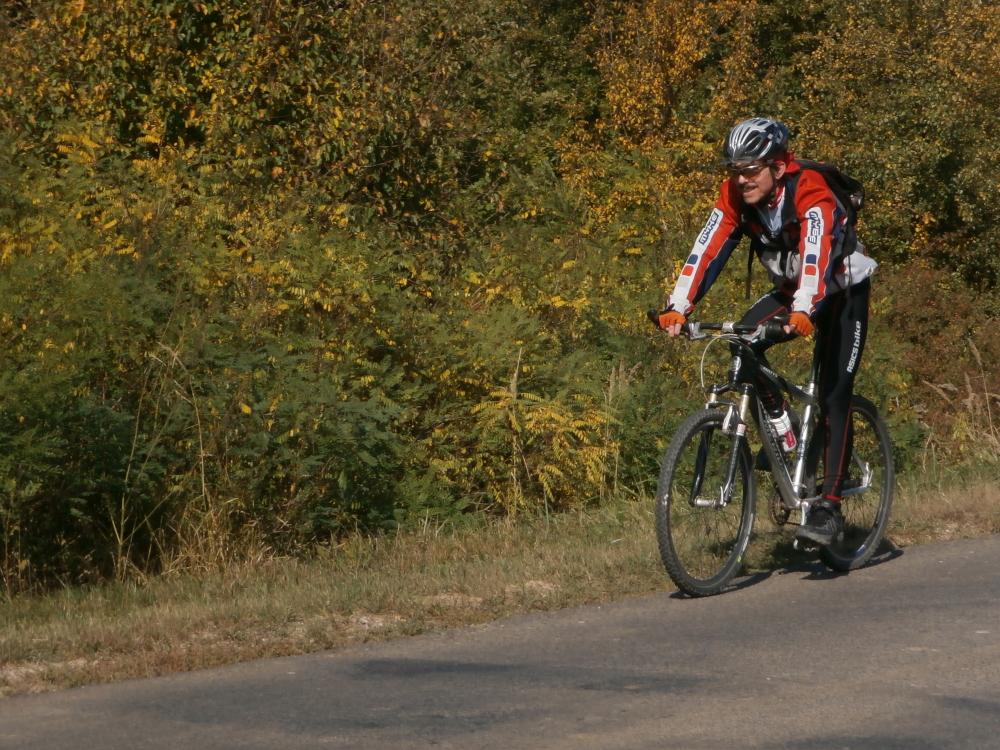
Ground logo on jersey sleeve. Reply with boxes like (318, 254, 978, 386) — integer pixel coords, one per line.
(696, 209, 723, 249)
(672, 208, 724, 307)
(802, 207, 824, 279)
(805, 207, 824, 247)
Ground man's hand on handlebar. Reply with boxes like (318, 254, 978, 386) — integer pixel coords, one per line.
(658, 310, 687, 338)
(783, 311, 813, 337)
(648, 309, 809, 340)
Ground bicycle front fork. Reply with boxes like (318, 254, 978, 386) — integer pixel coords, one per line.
(709, 385, 753, 509)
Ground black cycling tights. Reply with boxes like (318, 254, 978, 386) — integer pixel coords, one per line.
(733, 280, 871, 501)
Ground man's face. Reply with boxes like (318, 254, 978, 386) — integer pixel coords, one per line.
(731, 160, 787, 205)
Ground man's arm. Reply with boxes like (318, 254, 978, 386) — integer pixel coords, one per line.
(791, 170, 847, 317)
(667, 182, 744, 316)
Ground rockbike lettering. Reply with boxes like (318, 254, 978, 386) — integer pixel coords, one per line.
(847, 320, 862, 373)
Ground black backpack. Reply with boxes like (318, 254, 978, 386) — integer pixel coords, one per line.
(743, 159, 865, 298)
(795, 159, 865, 221)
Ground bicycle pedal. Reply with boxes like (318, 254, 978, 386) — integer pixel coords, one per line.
(792, 538, 819, 552)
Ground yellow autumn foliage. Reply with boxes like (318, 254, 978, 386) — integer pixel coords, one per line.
(0, 0, 996, 587)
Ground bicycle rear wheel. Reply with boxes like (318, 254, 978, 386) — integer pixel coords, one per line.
(809, 395, 895, 571)
(655, 409, 756, 597)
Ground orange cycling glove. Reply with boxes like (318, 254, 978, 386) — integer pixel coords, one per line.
(658, 311, 687, 330)
(788, 311, 813, 337)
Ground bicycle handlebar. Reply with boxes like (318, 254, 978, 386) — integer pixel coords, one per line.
(647, 310, 791, 340)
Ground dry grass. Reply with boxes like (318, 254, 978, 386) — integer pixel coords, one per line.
(888, 468, 1000, 546)
(0, 501, 666, 697)
(2, 469, 999, 698)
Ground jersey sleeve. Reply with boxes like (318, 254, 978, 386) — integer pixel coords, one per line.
(791, 170, 847, 316)
(667, 181, 744, 316)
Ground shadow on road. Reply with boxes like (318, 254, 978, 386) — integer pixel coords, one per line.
(668, 571, 775, 599)
(346, 658, 703, 696)
(761, 693, 1000, 750)
(668, 544, 905, 599)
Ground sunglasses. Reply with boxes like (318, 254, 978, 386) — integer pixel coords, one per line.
(726, 161, 775, 178)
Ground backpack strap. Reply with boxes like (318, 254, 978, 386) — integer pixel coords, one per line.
(739, 203, 755, 299)
(793, 159, 864, 257)
(746, 239, 754, 299)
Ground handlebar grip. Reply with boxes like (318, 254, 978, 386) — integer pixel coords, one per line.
(647, 309, 663, 328)
(761, 322, 786, 339)
(760, 315, 791, 340)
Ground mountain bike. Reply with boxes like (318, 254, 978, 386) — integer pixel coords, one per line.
(649, 314, 894, 597)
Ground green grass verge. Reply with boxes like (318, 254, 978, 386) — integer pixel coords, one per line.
(2, 467, 999, 697)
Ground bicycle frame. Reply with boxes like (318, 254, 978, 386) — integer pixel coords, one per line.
(653, 316, 895, 593)
(691, 323, 838, 523)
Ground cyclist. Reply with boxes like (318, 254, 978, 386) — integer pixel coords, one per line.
(656, 118, 877, 546)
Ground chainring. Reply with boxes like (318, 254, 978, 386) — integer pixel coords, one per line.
(769, 487, 792, 526)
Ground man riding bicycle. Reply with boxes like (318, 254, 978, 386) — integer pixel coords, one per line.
(656, 118, 877, 547)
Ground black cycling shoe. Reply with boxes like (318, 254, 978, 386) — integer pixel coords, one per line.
(795, 499, 845, 546)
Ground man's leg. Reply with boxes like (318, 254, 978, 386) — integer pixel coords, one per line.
(733, 289, 795, 470)
(734, 288, 794, 411)
(817, 280, 870, 499)
(796, 280, 871, 546)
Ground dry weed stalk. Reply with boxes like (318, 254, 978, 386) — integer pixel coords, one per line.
(917, 339, 1000, 465)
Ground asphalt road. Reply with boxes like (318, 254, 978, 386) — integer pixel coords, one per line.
(2, 535, 999, 749)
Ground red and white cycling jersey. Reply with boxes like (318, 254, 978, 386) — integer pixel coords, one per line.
(668, 162, 877, 317)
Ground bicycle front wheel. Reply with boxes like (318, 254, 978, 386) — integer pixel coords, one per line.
(655, 409, 756, 597)
(816, 395, 895, 571)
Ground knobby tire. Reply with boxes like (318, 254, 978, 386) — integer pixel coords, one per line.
(808, 395, 895, 571)
(655, 409, 756, 597)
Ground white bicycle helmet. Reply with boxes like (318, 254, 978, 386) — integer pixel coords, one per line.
(723, 118, 790, 166)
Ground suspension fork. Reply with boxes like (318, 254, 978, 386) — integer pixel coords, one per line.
(717, 384, 752, 507)
(690, 429, 712, 505)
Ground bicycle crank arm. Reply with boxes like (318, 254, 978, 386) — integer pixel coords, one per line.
(840, 484, 871, 497)
(839, 458, 873, 497)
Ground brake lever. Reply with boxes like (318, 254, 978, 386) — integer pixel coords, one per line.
(685, 321, 708, 340)
(751, 317, 790, 341)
